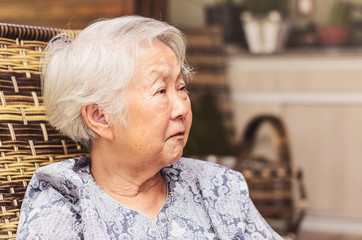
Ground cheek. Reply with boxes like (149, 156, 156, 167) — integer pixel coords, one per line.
(187, 104, 192, 125)
(131, 96, 168, 122)
(186, 101, 193, 132)
(138, 101, 170, 138)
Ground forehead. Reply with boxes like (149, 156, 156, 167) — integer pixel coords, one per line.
(135, 40, 180, 76)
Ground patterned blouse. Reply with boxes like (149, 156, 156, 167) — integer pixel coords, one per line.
(16, 157, 282, 240)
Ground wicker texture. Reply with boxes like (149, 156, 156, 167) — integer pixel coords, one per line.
(236, 115, 307, 236)
(0, 23, 79, 41)
(0, 23, 87, 240)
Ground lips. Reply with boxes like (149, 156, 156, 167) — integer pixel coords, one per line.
(167, 131, 185, 140)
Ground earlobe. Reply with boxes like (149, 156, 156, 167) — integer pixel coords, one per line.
(81, 104, 114, 140)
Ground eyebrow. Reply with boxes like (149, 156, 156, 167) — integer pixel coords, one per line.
(148, 64, 168, 77)
(149, 66, 182, 80)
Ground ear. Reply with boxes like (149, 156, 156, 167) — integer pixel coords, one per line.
(81, 104, 114, 141)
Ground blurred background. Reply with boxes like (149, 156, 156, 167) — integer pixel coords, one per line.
(1, 0, 361, 239)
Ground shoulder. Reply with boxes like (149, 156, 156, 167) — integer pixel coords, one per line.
(165, 157, 245, 180)
(17, 158, 88, 239)
(26, 157, 90, 203)
(163, 157, 249, 195)
(33, 156, 90, 180)
(34, 156, 90, 177)
(162, 157, 253, 237)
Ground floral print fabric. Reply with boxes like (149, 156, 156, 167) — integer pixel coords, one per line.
(17, 157, 282, 240)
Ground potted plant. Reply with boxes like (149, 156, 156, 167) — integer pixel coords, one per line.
(317, 1, 352, 46)
(240, 0, 290, 54)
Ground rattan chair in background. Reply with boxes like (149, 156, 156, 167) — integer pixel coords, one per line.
(0, 23, 88, 240)
(235, 115, 307, 239)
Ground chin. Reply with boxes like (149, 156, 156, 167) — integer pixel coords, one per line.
(174, 150, 183, 161)
(168, 148, 183, 164)
(161, 142, 185, 166)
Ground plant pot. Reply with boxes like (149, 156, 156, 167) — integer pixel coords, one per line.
(317, 25, 350, 46)
(241, 11, 289, 54)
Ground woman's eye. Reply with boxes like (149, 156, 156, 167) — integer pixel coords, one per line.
(157, 88, 166, 94)
(179, 85, 189, 94)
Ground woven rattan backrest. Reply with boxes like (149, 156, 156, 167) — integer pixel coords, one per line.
(235, 115, 307, 235)
(0, 23, 87, 240)
(238, 115, 291, 168)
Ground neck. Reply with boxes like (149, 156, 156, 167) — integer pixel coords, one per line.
(91, 162, 165, 197)
(89, 140, 168, 219)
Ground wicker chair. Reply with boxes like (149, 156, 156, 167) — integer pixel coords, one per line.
(235, 115, 307, 238)
(0, 24, 88, 240)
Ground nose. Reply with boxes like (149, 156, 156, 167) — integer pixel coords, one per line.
(170, 91, 190, 120)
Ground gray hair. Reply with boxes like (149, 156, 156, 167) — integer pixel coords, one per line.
(42, 16, 192, 149)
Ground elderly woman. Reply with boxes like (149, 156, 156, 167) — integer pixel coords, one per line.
(16, 16, 282, 239)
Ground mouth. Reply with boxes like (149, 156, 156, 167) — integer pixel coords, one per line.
(167, 131, 185, 140)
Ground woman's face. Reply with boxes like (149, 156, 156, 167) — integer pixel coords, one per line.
(110, 40, 192, 169)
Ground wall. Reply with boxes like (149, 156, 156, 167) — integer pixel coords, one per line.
(0, 0, 133, 29)
(168, 0, 214, 28)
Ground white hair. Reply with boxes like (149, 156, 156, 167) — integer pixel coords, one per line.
(42, 16, 192, 149)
